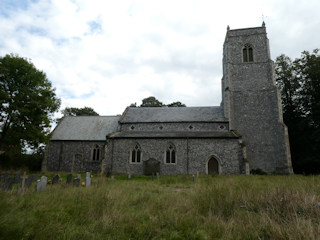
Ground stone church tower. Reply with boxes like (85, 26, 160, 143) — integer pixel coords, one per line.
(222, 23, 293, 174)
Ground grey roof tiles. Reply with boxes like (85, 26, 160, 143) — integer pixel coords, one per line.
(120, 106, 226, 123)
(51, 116, 120, 141)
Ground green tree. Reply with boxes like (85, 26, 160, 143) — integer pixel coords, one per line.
(275, 49, 320, 174)
(0, 54, 60, 152)
(61, 106, 99, 117)
(140, 96, 163, 107)
(167, 101, 186, 107)
(137, 96, 186, 107)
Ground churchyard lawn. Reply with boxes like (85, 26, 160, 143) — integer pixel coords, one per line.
(1, 174, 320, 239)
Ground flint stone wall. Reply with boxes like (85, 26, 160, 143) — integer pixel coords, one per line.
(105, 138, 244, 175)
(45, 141, 105, 172)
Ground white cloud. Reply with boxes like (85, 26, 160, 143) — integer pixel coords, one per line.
(1, 0, 320, 117)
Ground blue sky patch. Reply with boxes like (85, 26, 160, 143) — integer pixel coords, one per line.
(0, 0, 38, 17)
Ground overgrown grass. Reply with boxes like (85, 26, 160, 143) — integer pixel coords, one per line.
(1, 175, 320, 239)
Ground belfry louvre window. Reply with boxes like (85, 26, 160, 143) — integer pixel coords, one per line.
(92, 145, 100, 161)
(165, 144, 176, 164)
(131, 144, 141, 163)
(243, 44, 253, 62)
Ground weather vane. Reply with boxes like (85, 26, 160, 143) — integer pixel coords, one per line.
(261, 14, 268, 25)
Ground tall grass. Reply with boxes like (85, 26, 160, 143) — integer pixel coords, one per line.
(1, 175, 320, 239)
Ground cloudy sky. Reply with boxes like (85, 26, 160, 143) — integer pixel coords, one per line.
(1, 0, 319, 117)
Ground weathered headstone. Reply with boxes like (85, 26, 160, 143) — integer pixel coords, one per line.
(0, 173, 9, 190)
(73, 177, 80, 187)
(156, 172, 159, 180)
(85, 172, 91, 187)
(0, 173, 13, 191)
(66, 174, 72, 184)
(111, 176, 114, 182)
(143, 158, 160, 176)
(31, 174, 38, 182)
(13, 173, 22, 184)
(25, 176, 33, 188)
(52, 174, 59, 185)
(36, 176, 48, 192)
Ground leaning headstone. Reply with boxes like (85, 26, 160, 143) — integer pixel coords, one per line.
(66, 174, 72, 184)
(52, 174, 59, 185)
(36, 176, 48, 192)
(73, 177, 80, 187)
(85, 172, 91, 187)
(13, 173, 22, 184)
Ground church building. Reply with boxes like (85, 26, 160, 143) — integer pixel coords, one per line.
(43, 23, 293, 175)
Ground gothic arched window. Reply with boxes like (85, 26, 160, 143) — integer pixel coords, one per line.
(92, 145, 100, 161)
(165, 143, 176, 164)
(243, 44, 254, 62)
(130, 144, 141, 163)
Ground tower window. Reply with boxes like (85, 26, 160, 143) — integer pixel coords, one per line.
(130, 144, 141, 163)
(243, 44, 254, 62)
(165, 143, 176, 164)
(92, 145, 100, 161)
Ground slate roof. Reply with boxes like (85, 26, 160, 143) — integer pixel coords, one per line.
(120, 106, 226, 123)
(51, 116, 120, 141)
(108, 131, 238, 139)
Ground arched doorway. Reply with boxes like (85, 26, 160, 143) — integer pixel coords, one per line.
(207, 157, 219, 175)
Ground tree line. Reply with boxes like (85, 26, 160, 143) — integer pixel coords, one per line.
(1, 51, 319, 173)
(275, 49, 320, 174)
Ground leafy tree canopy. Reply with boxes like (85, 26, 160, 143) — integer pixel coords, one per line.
(130, 96, 186, 108)
(167, 101, 186, 107)
(140, 96, 164, 107)
(61, 107, 99, 117)
(0, 54, 61, 152)
(275, 49, 320, 174)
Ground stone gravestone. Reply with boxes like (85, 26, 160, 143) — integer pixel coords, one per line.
(66, 174, 72, 184)
(73, 177, 80, 187)
(31, 174, 38, 182)
(143, 158, 160, 176)
(52, 175, 59, 185)
(0, 173, 13, 191)
(36, 176, 48, 192)
(85, 172, 91, 187)
(13, 173, 22, 184)
(25, 176, 33, 188)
